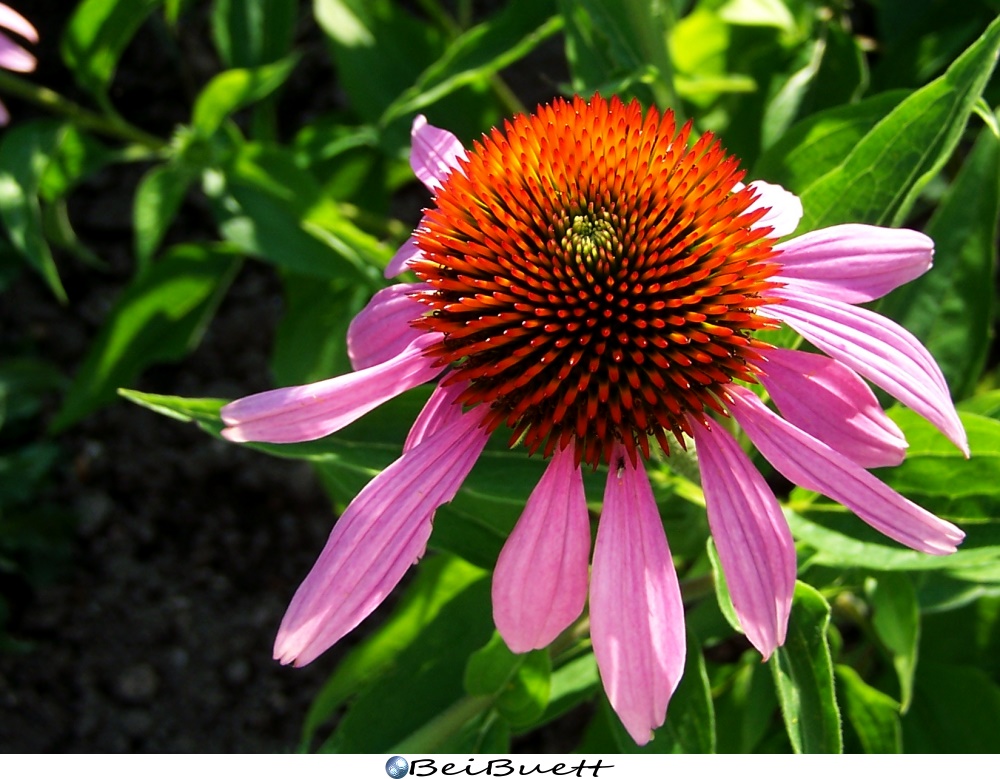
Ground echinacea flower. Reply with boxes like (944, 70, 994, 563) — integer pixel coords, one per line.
(0, 4, 37, 126)
(221, 95, 967, 745)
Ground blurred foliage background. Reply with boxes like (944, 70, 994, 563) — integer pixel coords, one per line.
(0, 0, 999, 753)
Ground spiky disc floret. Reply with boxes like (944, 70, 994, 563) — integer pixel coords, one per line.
(410, 95, 784, 467)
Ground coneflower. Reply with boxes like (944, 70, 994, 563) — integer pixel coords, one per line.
(221, 95, 966, 744)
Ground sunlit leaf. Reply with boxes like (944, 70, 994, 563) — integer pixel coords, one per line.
(835, 666, 901, 754)
(796, 15, 1000, 231)
(866, 573, 919, 711)
(133, 162, 197, 272)
(61, 0, 163, 103)
(0, 121, 65, 300)
(381, 0, 560, 126)
(770, 582, 842, 754)
(192, 58, 299, 138)
(298, 554, 487, 752)
(211, 0, 298, 68)
(51, 245, 241, 431)
(877, 117, 1000, 399)
(754, 90, 908, 193)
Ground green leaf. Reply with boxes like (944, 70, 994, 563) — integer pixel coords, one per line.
(465, 632, 551, 728)
(653, 632, 716, 753)
(211, 143, 388, 283)
(37, 124, 112, 203)
(872, 0, 997, 89)
(211, 0, 298, 68)
(789, 409, 1000, 577)
(770, 581, 842, 754)
(117, 389, 225, 425)
(760, 38, 825, 152)
(712, 652, 780, 753)
(903, 661, 1000, 752)
(320, 575, 495, 752)
(133, 162, 197, 271)
(61, 0, 163, 103)
(706, 537, 742, 635)
(760, 24, 869, 151)
(919, 593, 1000, 673)
(960, 390, 1000, 421)
(866, 573, 920, 712)
(535, 651, 600, 729)
(790, 507, 1000, 578)
(668, 6, 733, 110)
(299, 554, 486, 752)
(561, 0, 678, 110)
(164, 0, 195, 26)
(271, 275, 367, 386)
(496, 650, 551, 728)
(835, 666, 902, 754)
(754, 90, 909, 193)
(797, 15, 1000, 231)
(0, 358, 65, 430)
(877, 408, 1000, 525)
(313, 0, 440, 125)
(192, 57, 299, 137)
(0, 121, 66, 300)
(718, 0, 795, 32)
(808, 23, 869, 114)
(464, 632, 528, 697)
(876, 117, 1000, 399)
(51, 245, 241, 431)
(380, 0, 561, 126)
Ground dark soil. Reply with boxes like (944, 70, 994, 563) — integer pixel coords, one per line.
(0, 263, 339, 752)
(0, 2, 567, 753)
(0, 3, 351, 751)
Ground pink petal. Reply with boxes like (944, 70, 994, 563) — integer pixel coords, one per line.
(738, 180, 802, 237)
(410, 114, 467, 192)
(590, 444, 685, 745)
(0, 35, 35, 72)
(274, 405, 491, 666)
(728, 386, 965, 555)
(0, 5, 37, 43)
(403, 379, 467, 453)
(759, 348, 908, 469)
(385, 233, 423, 278)
(221, 333, 442, 443)
(492, 445, 590, 653)
(692, 416, 795, 659)
(347, 282, 431, 371)
(768, 287, 968, 456)
(774, 225, 933, 303)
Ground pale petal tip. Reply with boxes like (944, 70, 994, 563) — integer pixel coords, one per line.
(745, 180, 803, 237)
(942, 419, 970, 459)
(627, 725, 656, 748)
(273, 635, 311, 668)
(219, 425, 247, 443)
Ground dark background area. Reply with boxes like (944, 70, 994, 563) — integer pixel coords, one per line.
(0, 2, 336, 751)
(0, 1, 567, 752)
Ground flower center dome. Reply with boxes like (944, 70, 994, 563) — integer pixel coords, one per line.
(411, 95, 783, 467)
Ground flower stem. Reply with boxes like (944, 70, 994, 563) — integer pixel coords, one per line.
(619, 0, 683, 119)
(412, 0, 527, 118)
(0, 71, 165, 150)
(388, 694, 494, 753)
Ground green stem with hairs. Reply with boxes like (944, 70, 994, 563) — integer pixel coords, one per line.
(412, 0, 527, 118)
(388, 694, 494, 753)
(0, 71, 165, 150)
